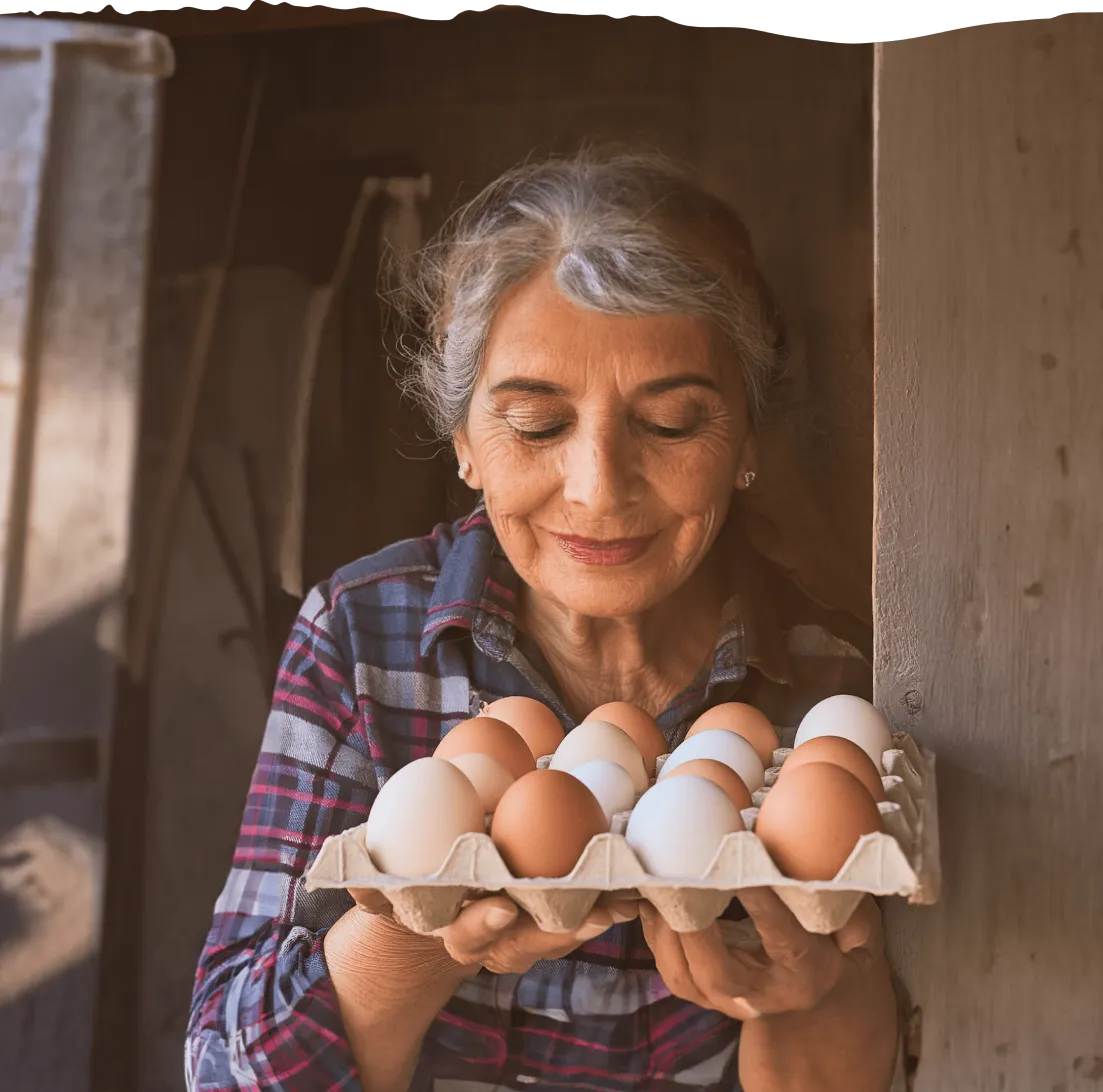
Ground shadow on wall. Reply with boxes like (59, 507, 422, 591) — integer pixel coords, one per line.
(0, 815, 103, 1009)
(0, 598, 116, 1090)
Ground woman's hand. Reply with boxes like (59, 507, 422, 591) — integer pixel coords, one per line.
(328, 891, 637, 1092)
(640, 890, 898, 1092)
(349, 887, 639, 977)
(639, 888, 881, 1019)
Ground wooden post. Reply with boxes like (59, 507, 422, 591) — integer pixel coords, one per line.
(874, 17, 1103, 1090)
(0, 19, 171, 1091)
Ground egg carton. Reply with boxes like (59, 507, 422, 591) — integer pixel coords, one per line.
(304, 731, 940, 936)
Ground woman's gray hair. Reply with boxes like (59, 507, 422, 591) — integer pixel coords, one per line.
(387, 149, 787, 437)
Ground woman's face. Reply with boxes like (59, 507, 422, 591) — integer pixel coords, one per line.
(455, 268, 757, 619)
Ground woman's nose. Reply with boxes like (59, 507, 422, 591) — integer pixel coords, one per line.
(561, 422, 638, 516)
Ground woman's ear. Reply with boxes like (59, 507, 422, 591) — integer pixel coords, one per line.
(736, 433, 759, 490)
(453, 431, 483, 491)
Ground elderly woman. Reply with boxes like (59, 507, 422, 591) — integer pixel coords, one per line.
(186, 151, 898, 1092)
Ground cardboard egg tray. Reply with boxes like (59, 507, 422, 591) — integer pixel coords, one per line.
(304, 730, 940, 936)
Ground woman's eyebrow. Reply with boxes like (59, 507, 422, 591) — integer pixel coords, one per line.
(638, 374, 720, 395)
(488, 374, 719, 397)
(488, 378, 568, 396)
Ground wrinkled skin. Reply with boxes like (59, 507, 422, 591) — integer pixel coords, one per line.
(454, 267, 758, 717)
(455, 267, 757, 622)
(347, 888, 639, 976)
(640, 889, 886, 1020)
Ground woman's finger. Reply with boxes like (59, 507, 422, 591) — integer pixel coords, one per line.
(717, 917, 766, 956)
(733, 888, 815, 964)
(441, 894, 639, 971)
(435, 895, 520, 959)
(476, 904, 629, 973)
(348, 887, 393, 916)
(680, 922, 767, 1014)
(834, 895, 882, 954)
(638, 903, 709, 1007)
(600, 897, 641, 925)
(506, 913, 607, 956)
(518, 908, 615, 947)
(501, 897, 637, 946)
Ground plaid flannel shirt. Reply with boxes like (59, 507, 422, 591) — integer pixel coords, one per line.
(185, 505, 871, 1092)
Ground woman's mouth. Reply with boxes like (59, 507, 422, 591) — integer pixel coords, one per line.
(551, 533, 655, 566)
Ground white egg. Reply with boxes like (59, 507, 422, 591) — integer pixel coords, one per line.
(364, 757, 485, 876)
(550, 720, 649, 794)
(567, 760, 638, 827)
(626, 775, 743, 878)
(445, 752, 515, 813)
(794, 695, 893, 773)
(658, 729, 765, 793)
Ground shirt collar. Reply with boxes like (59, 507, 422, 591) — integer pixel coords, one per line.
(419, 503, 519, 658)
(420, 504, 792, 688)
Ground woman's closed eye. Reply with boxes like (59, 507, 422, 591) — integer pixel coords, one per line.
(509, 420, 699, 443)
(637, 420, 700, 440)
(514, 421, 571, 442)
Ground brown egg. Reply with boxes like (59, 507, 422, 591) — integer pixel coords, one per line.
(754, 762, 884, 881)
(664, 758, 754, 812)
(445, 752, 515, 813)
(687, 703, 780, 767)
(434, 717, 536, 780)
(484, 696, 565, 761)
(780, 735, 887, 803)
(586, 701, 667, 776)
(490, 769, 608, 878)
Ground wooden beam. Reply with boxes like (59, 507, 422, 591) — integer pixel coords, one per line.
(0, 17, 169, 1092)
(874, 15, 1103, 1091)
(126, 65, 264, 680)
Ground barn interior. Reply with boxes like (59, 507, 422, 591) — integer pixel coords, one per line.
(3, 8, 875, 1090)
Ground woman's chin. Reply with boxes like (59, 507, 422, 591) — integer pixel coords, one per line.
(533, 562, 682, 618)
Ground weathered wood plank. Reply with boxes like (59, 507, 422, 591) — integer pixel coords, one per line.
(874, 17, 1103, 1091)
(0, 19, 171, 1092)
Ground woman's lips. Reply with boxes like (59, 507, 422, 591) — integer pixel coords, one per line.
(552, 533, 654, 566)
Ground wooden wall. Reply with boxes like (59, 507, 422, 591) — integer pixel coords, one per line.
(0, 19, 169, 1092)
(874, 16, 1103, 1091)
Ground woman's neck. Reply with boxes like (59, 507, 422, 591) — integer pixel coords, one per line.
(518, 557, 726, 722)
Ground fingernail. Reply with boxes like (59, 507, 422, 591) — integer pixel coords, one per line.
(611, 908, 637, 924)
(575, 920, 609, 940)
(637, 902, 654, 922)
(485, 906, 517, 930)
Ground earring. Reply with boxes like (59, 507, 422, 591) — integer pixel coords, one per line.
(743, 470, 756, 489)
(458, 460, 472, 482)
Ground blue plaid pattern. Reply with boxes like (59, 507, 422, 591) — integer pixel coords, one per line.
(186, 504, 869, 1091)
